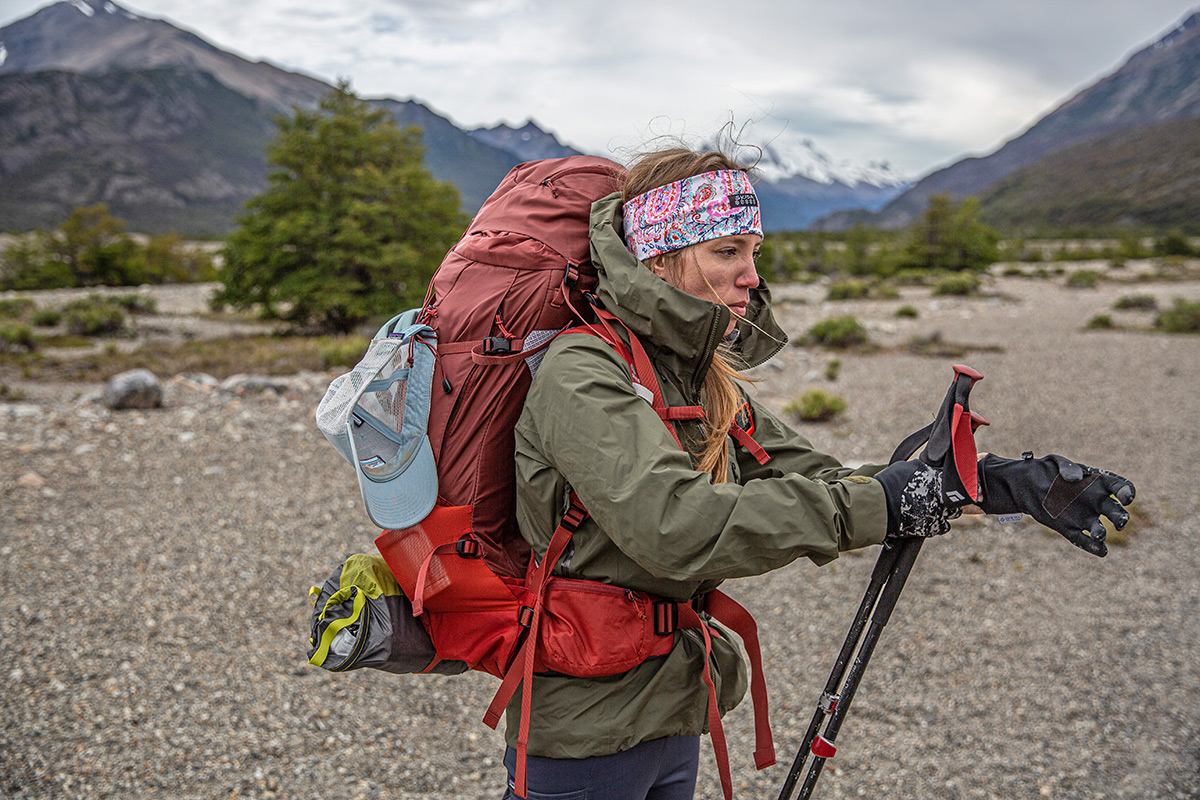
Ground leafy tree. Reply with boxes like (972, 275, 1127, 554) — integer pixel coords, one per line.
(216, 81, 467, 333)
(901, 194, 999, 272)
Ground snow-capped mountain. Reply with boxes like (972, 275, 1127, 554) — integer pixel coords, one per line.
(754, 135, 909, 188)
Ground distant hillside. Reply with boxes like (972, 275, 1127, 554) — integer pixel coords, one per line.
(977, 115, 1200, 232)
(860, 9, 1200, 230)
(0, 0, 571, 233)
(0, 68, 272, 235)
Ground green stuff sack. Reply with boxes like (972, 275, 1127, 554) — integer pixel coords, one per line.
(307, 554, 467, 675)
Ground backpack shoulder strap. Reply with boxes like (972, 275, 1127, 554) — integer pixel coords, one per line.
(559, 305, 704, 447)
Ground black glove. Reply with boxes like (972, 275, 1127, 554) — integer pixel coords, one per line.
(874, 460, 953, 539)
(977, 453, 1136, 557)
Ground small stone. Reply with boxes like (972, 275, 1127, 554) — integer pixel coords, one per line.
(103, 369, 163, 410)
(16, 470, 46, 488)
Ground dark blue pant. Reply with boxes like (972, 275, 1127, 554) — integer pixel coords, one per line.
(502, 736, 701, 800)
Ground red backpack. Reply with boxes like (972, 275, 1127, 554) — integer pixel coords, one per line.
(364, 156, 772, 799)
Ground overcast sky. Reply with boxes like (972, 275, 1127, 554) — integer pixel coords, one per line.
(2, 0, 1198, 178)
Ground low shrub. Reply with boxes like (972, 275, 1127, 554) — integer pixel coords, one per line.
(824, 359, 842, 381)
(1086, 314, 1114, 329)
(895, 304, 919, 318)
(784, 389, 848, 422)
(110, 294, 158, 314)
(320, 335, 370, 368)
(1066, 270, 1101, 289)
(826, 280, 870, 301)
(0, 297, 36, 318)
(932, 273, 980, 296)
(804, 316, 869, 349)
(31, 308, 62, 327)
(64, 299, 127, 336)
(1113, 294, 1157, 311)
(0, 322, 36, 351)
(1154, 298, 1200, 333)
(871, 283, 901, 299)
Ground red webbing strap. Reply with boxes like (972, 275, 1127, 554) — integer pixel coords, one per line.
(678, 604, 733, 800)
(728, 422, 771, 466)
(588, 307, 706, 450)
(482, 502, 585, 799)
(704, 590, 776, 769)
(411, 541, 461, 617)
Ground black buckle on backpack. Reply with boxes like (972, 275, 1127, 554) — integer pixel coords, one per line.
(455, 536, 481, 558)
(653, 601, 679, 636)
(484, 337, 512, 355)
(517, 606, 534, 629)
(564, 264, 580, 287)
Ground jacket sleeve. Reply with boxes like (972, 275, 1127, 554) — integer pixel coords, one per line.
(734, 393, 888, 484)
(521, 334, 888, 581)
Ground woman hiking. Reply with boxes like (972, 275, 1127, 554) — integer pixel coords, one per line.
(501, 145, 1136, 800)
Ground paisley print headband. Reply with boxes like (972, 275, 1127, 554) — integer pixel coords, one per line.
(622, 170, 762, 261)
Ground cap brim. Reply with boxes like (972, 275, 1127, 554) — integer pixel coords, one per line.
(357, 435, 438, 530)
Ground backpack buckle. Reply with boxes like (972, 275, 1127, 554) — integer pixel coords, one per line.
(484, 336, 512, 355)
(517, 606, 534, 628)
(455, 536, 481, 558)
(653, 601, 679, 636)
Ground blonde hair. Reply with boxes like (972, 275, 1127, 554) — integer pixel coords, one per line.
(622, 147, 753, 483)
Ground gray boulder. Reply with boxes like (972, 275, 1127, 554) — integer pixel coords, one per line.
(103, 368, 163, 410)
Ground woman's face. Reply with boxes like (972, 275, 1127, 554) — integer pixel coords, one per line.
(669, 234, 763, 334)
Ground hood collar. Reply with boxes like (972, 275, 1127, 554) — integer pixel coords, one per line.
(588, 192, 788, 390)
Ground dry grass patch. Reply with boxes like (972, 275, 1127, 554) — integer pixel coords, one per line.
(0, 334, 366, 383)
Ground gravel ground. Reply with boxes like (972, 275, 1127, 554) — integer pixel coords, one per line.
(2, 271, 1198, 800)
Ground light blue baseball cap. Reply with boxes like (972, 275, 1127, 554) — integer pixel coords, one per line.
(316, 315, 438, 530)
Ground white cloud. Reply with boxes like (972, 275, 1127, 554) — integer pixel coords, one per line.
(2, 0, 1198, 175)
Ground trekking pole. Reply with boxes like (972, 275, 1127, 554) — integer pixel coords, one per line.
(777, 537, 923, 800)
(778, 365, 986, 800)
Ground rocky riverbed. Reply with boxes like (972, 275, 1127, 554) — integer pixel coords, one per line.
(2, 271, 1198, 799)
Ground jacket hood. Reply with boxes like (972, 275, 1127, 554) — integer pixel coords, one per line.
(588, 191, 788, 388)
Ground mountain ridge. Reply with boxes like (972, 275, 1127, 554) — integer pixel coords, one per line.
(855, 8, 1200, 229)
(0, 0, 907, 233)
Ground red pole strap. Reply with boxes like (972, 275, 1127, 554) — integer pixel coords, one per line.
(678, 604, 734, 800)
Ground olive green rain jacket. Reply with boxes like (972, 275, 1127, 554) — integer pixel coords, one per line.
(506, 192, 889, 758)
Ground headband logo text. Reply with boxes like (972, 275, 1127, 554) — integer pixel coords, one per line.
(729, 193, 759, 208)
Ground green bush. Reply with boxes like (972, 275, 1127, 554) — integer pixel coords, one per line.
(932, 273, 981, 296)
(895, 304, 919, 318)
(0, 322, 36, 351)
(1154, 231, 1195, 257)
(320, 335, 370, 368)
(1113, 294, 1157, 310)
(109, 293, 158, 314)
(1154, 298, 1200, 333)
(63, 296, 127, 336)
(784, 389, 848, 422)
(824, 359, 842, 381)
(0, 297, 35, 318)
(31, 308, 62, 327)
(826, 280, 870, 301)
(1066, 270, 1101, 289)
(1086, 314, 1114, 329)
(804, 316, 869, 349)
